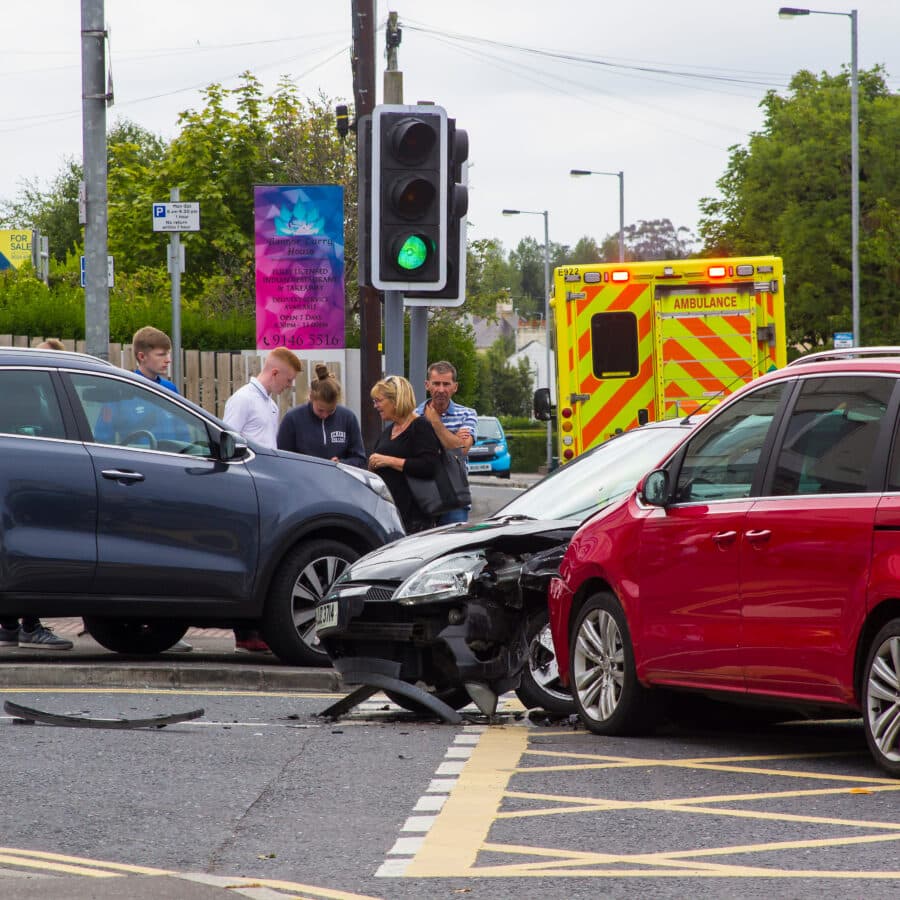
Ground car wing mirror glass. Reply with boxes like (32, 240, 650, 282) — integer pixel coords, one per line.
(640, 469, 670, 507)
(218, 430, 247, 461)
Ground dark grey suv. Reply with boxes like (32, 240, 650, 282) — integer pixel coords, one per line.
(0, 347, 404, 665)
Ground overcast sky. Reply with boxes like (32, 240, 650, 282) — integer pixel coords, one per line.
(3, 1, 897, 256)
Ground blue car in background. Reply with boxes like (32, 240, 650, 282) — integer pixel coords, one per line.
(466, 415, 511, 478)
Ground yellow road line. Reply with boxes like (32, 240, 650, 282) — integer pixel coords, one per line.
(0, 853, 122, 878)
(405, 725, 528, 877)
(0, 849, 384, 898)
(0, 846, 173, 877)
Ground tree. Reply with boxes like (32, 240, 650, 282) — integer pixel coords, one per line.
(0, 160, 82, 263)
(508, 236, 571, 319)
(572, 235, 603, 263)
(472, 336, 534, 417)
(1, 120, 166, 266)
(599, 218, 695, 262)
(698, 66, 900, 348)
(102, 76, 355, 319)
(464, 237, 517, 320)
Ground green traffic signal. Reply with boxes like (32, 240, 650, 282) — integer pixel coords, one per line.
(393, 234, 433, 271)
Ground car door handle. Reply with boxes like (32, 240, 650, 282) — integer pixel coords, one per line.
(712, 530, 738, 546)
(745, 529, 772, 545)
(101, 469, 145, 483)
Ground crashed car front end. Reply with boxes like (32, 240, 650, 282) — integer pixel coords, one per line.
(316, 528, 572, 698)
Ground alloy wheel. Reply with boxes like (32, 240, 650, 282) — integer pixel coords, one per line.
(573, 607, 625, 723)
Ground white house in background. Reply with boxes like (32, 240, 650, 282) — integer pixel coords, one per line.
(508, 340, 556, 404)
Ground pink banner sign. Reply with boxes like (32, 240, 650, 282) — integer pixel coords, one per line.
(254, 185, 345, 350)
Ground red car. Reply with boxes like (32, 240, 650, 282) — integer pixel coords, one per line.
(549, 348, 900, 775)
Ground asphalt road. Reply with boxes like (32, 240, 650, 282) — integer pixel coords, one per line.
(0, 690, 896, 899)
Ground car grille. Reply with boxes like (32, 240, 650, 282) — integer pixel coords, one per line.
(365, 585, 396, 602)
(341, 621, 420, 641)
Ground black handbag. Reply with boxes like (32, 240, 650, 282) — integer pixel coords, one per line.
(406, 446, 472, 517)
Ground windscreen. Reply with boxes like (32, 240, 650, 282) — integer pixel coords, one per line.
(496, 424, 692, 522)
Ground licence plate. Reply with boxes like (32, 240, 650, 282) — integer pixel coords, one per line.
(467, 463, 491, 473)
(315, 601, 339, 631)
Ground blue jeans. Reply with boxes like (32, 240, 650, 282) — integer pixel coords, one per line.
(438, 506, 469, 525)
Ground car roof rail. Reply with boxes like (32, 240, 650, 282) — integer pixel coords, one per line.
(787, 347, 900, 367)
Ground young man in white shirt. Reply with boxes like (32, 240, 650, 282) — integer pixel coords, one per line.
(223, 347, 303, 652)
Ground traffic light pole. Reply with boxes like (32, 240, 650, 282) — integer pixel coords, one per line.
(351, 0, 382, 450)
(382, 13, 406, 379)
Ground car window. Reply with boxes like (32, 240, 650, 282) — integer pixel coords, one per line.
(675, 383, 785, 502)
(0, 370, 66, 439)
(69, 372, 213, 457)
(772, 375, 893, 495)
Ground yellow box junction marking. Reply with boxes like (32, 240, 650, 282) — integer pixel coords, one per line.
(403, 724, 900, 880)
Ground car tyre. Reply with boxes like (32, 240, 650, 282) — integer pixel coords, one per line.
(863, 618, 900, 776)
(515, 611, 575, 715)
(82, 617, 188, 655)
(262, 539, 359, 667)
(570, 590, 656, 735)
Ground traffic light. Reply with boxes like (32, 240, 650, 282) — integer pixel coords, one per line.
(371, 104, 448, 291)
(406, 119, 468, 306)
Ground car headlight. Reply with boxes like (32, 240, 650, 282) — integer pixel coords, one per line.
(337, 462, 395, 505)
(394, 551, 487, 605)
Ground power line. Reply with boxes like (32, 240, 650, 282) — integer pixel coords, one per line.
(0, 42, 350, 133)
(403, 22, 790, 89)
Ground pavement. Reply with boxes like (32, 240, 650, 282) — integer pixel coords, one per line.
(0, 618, 341, 692)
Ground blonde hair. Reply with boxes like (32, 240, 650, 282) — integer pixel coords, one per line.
(371, 374, 417, 418)
(37, 338, 65, 350)
(310, 363, 342, 405)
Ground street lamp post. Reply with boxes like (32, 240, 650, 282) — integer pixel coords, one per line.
(570, 169, 625, 262)
(778, 6, 859, 346)
(502, 208, 553, 472)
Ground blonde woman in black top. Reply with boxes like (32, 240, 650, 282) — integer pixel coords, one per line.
(369, 375, 441, 533)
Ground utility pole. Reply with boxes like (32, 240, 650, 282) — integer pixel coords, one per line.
(352, 0, 383, 448)
(81, 0, 110, 359)
(382, 11, 405, 379)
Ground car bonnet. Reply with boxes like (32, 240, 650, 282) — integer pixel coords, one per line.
(342, 516, 580, 583)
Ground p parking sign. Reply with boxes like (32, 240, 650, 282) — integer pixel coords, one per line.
(151, 202, 201, 232)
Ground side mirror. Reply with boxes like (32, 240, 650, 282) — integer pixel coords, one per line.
(533, 387, 552, 422)
(218, 430, 248, 461)
(640, 469, 670, 507)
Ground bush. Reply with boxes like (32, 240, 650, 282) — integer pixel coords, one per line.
(507, 429, 553, 473)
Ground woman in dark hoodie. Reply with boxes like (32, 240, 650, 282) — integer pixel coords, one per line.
(276, 364, 366, 467)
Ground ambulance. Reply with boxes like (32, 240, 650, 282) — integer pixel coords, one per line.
(550, 256, 786, 462)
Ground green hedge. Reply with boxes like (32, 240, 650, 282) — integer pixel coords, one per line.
(507, 428, 554, 473)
